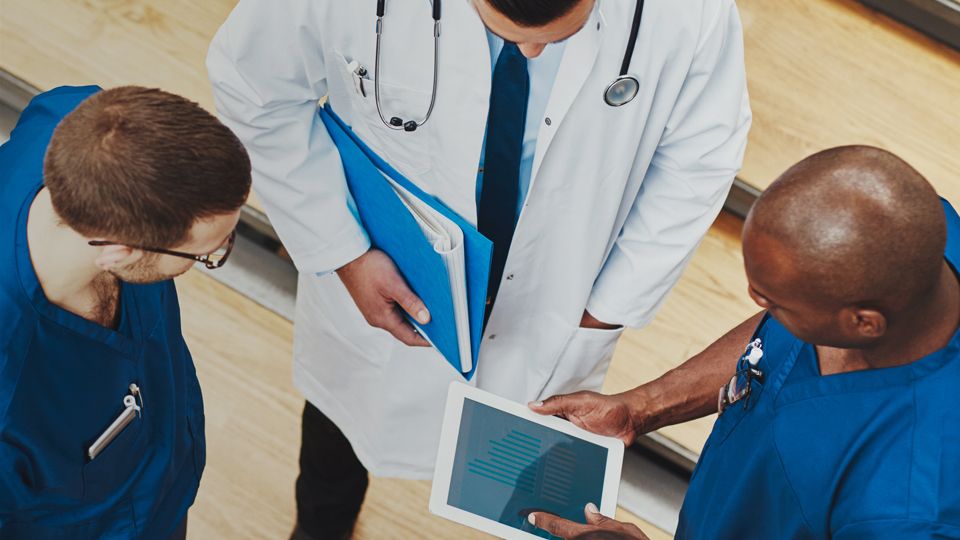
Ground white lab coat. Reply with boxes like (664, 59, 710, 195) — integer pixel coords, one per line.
(208, 0, 751, 478)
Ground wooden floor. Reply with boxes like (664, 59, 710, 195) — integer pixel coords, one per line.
(177, 268, 670, 540)
(739, 0, 960, 202)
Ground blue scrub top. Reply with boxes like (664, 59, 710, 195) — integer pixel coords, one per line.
(0, 87, 205, 539)
(677, 199, 960, 539)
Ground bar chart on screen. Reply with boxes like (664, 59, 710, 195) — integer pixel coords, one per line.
(447, 399, 608, 538)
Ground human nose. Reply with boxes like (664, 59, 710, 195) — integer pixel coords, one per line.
(518, 42, 546, 58)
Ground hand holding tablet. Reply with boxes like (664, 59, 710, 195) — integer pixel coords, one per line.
(526, 507, 651, 540)
(430, 383, 625, 539)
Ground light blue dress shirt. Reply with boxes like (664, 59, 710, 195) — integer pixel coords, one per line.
(477, 33, 566, 220)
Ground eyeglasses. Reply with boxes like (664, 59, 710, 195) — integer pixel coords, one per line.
(89, 229, 237, 270)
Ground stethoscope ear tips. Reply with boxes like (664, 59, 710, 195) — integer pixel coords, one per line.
(387, 116, 418, 132)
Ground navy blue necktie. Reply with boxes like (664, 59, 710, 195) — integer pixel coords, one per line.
(478, 42, 529, 323)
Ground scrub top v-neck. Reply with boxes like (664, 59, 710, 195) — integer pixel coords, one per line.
(0, 86, 205, 540)
(16, 187, 144, 353)
(676, 198, 960, 540)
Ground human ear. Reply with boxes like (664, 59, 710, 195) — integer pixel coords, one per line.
(851, 308, 886, 339)
(93, 244, 142, 271)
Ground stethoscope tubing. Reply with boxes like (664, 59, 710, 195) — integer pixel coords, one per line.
(374, 16, 441, 131)
(620, 0, 645, 77)
(373, 0, 645, 131)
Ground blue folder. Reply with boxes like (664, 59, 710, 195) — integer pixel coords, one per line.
(319, 105, 492, 380)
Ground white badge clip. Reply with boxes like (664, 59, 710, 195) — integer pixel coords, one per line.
(745, 338, 764, 366)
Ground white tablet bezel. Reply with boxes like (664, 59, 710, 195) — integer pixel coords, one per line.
(430, 382, 625, 540)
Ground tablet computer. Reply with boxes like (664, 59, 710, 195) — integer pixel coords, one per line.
(430, 382, 625, 539)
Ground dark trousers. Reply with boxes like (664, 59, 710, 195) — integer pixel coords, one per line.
(295, 402, 369, 539)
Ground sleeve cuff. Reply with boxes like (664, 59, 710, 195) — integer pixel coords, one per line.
(290, 227, 370, 276)
(586, 287, 658, 331)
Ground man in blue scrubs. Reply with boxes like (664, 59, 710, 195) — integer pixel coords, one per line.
(0, 86, 251, 539)
(525, 146, 960, 539)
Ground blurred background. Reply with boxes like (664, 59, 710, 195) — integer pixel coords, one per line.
(1, 1, 958, 538)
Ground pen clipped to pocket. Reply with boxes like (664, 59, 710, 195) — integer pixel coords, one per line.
(87, 383, 143, 461)
(347, 59, 369, 98)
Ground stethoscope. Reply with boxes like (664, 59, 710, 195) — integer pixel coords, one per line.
(374, 0, 646, 132)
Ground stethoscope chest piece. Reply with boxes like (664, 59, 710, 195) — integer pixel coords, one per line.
(604, 75, 640, 107)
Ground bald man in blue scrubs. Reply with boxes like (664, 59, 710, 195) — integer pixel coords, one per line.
(525, 146, 960, 539)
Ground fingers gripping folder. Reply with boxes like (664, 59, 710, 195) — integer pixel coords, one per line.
(319, 105, 492, 379)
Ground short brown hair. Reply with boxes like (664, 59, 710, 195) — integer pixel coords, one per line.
(44, 86, 251, 247)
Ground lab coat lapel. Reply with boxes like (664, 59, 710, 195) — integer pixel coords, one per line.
(530, 8, 605, 182)
(432, 0, 491, 224)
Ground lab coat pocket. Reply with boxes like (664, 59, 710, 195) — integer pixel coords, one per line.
(540, 326, 624, 397)
(332, 51, 434, 177)
(81, 411, 148, 502)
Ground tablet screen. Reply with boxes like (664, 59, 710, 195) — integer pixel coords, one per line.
(447, 398, 609, 539)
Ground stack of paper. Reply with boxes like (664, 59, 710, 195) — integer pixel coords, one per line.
(386, 176, 473, 372)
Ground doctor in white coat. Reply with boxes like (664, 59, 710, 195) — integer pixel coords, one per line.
(208, 0, 750, 537)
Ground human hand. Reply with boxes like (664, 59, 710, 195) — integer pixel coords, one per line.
(529, 391, 638, 446)
(579, 310, 622, 330)
(336, 249, 431, 347)
(528, 503, 650, 540)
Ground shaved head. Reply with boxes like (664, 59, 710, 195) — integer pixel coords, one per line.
(743, 146, 947, 344)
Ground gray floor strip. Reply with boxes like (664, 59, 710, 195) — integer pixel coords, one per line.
(619, 449, 688, 534)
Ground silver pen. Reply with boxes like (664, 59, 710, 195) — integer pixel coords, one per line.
(87, 389, 142, 461)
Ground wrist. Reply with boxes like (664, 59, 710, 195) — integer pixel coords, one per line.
(336, 248, 371, 277)
(580, 309, 621, 330)
(620, 383, 663, 436)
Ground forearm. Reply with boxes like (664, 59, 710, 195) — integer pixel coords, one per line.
(626, 311, 764, 434)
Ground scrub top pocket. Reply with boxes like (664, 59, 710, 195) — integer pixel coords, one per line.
(710, 387, 758, 448)
(332, 51, 435, 177)
(82, 409, 149, 502)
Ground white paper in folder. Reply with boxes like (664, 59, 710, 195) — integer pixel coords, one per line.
(385, 175, 473, 373)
